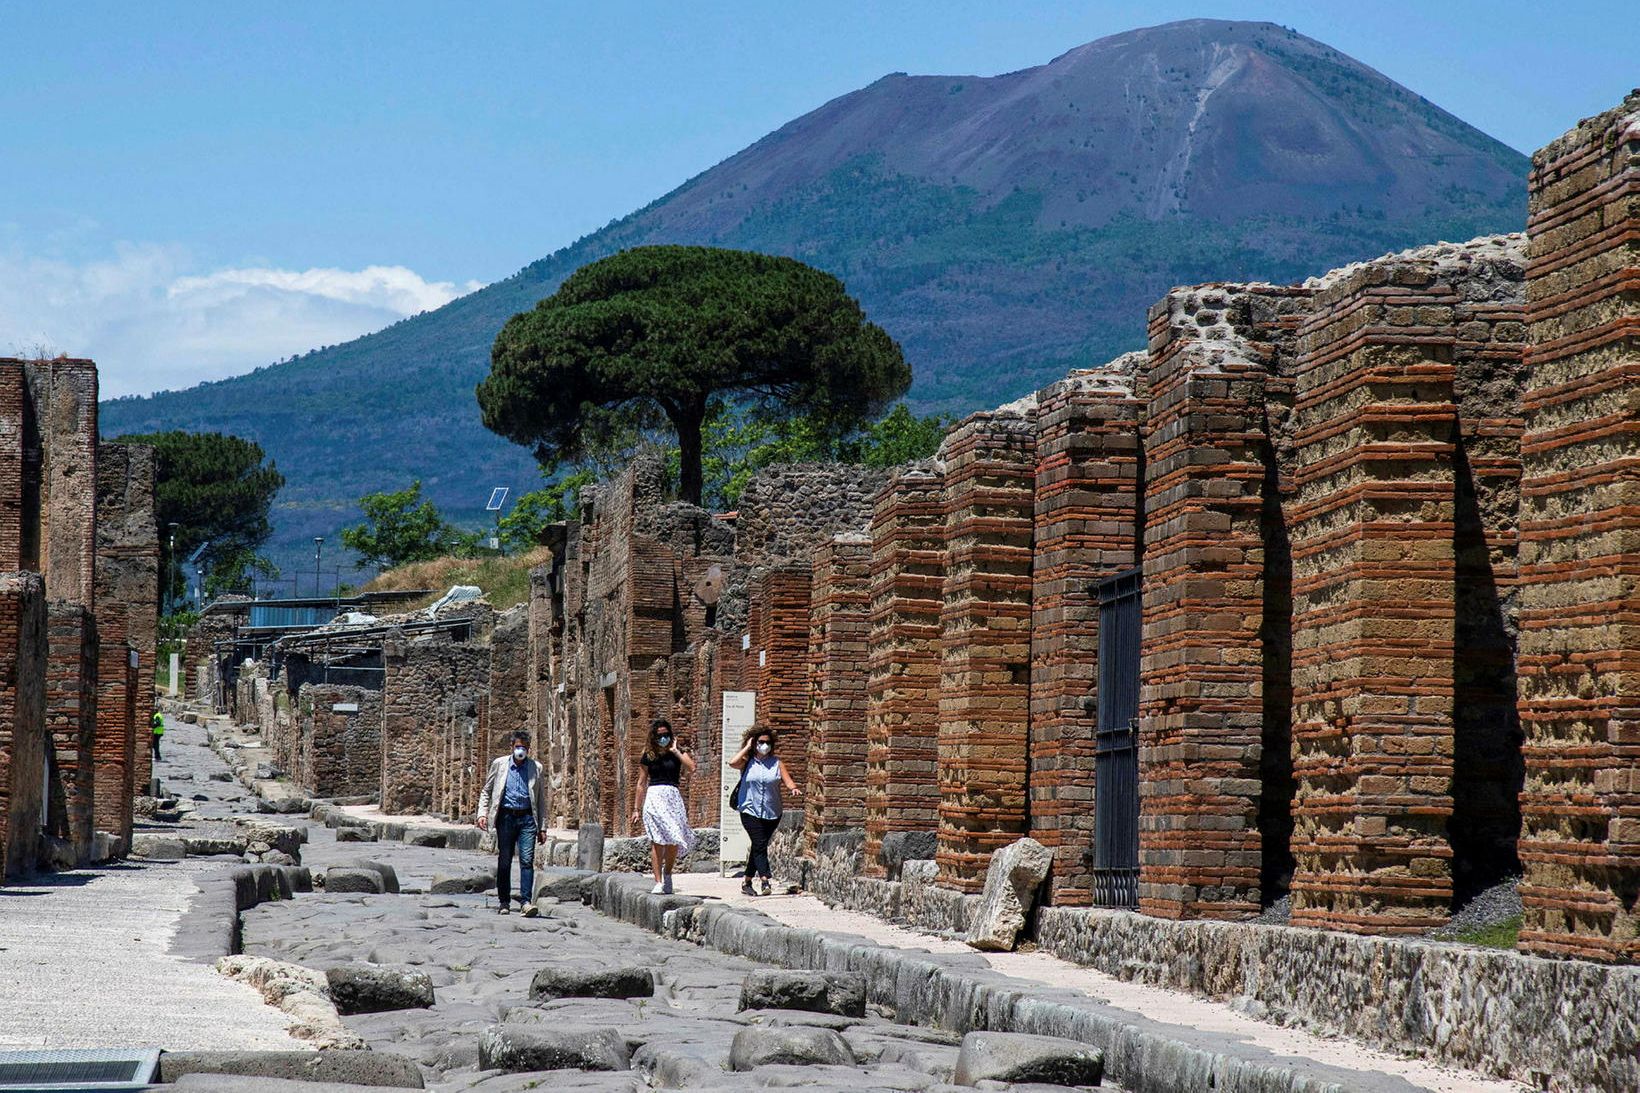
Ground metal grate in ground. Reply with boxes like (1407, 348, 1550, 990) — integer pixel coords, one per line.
(0, 1048, 159, 1091)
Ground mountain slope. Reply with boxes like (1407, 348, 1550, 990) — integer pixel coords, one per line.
(101, 19, 1528, 572)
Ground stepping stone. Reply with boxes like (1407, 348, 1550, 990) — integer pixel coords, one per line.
(739, 969, 866, 1017)
(327, 965, 436, 1015)
(430, 870, 495, 894)
(336, 827, 377, 843)
(478, 1022, 631, 1073)
(728, 1026, 855, 1070)
(529, 965, 654, 1002)
(405, 830, 447, 848)
(952, 1031, 1103, 1087)
(324, 867, 386, 895)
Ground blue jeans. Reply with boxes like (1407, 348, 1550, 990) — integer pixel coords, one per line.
(495, 809, 537, 907)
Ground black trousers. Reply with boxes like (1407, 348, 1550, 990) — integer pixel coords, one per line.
(151, 733, 162, 760)
(740, 812, 779, 879)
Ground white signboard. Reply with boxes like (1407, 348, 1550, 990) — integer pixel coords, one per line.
(720, 690, 757, 875)
(168, 652, 180, 696)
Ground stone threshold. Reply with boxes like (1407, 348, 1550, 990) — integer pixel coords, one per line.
(586, 871, 1431, 1093)
(774, 833, 1635, 1093)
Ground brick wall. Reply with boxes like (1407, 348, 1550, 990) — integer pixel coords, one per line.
(1516, 92, 1640, 962)
(1028, 362, 1144, 904)
(29, 361, 98, 609)
(0, 364, 31, 572)
(381, 626, 490, 815)
(298, 684, 383, 799)
(0, 573, 46, 878)
(45, 603, 96, 859)
(804, 534, 872, 853)
(749, 565, 814, 790)
(864, 463, 946, 876)
(936, 409, 1037, 891)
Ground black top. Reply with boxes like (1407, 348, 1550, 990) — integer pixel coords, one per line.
(642, 750, 682, 787)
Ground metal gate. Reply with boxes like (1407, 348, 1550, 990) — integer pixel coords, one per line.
(1093, 567, 1142, 908)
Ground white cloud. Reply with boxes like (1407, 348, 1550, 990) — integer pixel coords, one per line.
(0, 241, 482, 398)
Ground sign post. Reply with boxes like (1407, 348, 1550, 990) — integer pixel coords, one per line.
(719, 690, 756, 875)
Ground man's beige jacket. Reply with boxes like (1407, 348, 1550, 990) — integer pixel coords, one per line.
(477, 755, 546, 829)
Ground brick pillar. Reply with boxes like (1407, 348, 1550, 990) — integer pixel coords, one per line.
(864, 463, 945, 877)
(1517, 92, 1640, 962)
(1139, 285, 1307, 920)
(93, 623, 135, 845)
(38, 361, 98, 609)
(750, 564, 815, 791)
(937, 410, 1036, 891)
(1028, 365, 1143, 905)
(45, 603, 96, 860)
(0, 363, 28, 571)
(0, 573, 46, 878)
(1290, 252, 1470, 934)
(804, 534, 872, 854)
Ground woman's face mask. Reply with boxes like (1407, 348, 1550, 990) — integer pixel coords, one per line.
(657, 735, 673, 749)
(755, 742, 772, 756)
(513, 746, 527, 762)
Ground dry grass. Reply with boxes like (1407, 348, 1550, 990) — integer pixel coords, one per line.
(363, 546, 552, 611)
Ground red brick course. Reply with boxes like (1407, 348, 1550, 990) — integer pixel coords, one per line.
(804, 535, 872, 854)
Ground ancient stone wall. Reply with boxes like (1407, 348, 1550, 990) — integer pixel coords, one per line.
(1027, 361, 1144, 904)
(0, 573, 46, 878)
(803, 535, 872, 853)
(45, 603, 96, 859)
(28, 360, 99, 609)
(1516, 91, 1640, 962)
(748, 565, 813, 788)
(381, 625, 490, 815)
(864, 463, 945, 876)
(1289, 236, 1525, 934)
(298, 683, 383, 799)
(936, 408, 1037, 891)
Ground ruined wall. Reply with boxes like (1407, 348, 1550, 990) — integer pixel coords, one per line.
(0, 574, 46, 878)
(381, 625, 490, 815)
(936, 408, 1037, 891)
(1289, 237, 1525, 934)
(1516, 92, 1640, 962)
(45, 603, 96, 858)
(864, 463, 946, 876)
(803, 534, 872, 853)
(298, 683, 383, 799)
(1028, 362, 1144, 904)
(748, 565, 814, 789)
(28, 360, 98, 609)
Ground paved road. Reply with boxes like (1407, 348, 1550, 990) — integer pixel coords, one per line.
(0, 716, 302, 1052)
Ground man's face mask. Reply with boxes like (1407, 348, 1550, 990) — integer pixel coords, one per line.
(513, 746, 527, 761)
(657, 735, 673, 749)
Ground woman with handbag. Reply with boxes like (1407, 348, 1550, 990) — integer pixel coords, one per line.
(727, 723, 801, 896)
(630, 718, 696, 894)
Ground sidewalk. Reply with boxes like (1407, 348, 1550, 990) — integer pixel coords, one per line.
(0, 719, 304, 1052)
(675, 874, 1525, 1093)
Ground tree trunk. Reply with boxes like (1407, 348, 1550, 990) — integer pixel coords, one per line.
(673, 402, 706, 506)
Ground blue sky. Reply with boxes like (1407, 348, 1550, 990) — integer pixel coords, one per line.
(1, 2, 1631, 396)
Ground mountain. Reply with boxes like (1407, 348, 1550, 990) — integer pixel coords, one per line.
(100, 19, 1529, 576)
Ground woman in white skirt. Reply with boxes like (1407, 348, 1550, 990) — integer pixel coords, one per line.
(630, 718, 696, 894)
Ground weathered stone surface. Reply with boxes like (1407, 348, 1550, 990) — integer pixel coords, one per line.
(324, 867, 386, 895)
(952, 1031, 1103, 1087)
(345, 860, 400, 894)
(478, 1023, 631, 1073)
(739, 970, 866, 1017)
(532, 866, 595, 903)
(878, 831, 937, 881)
(576, 823, 605, 872)
(727, 1026, 855, 1070)
(183, 834, 248, 857)
(965, 838, 1052, 951)
(430, 869, 495, 894)
(156, 1049, 424, 1088)
(405, 829, 447, 848)
(336, 827, 377, 843)
(529, 965, 654, 1002)
(130, 834, 186, 860)
(327, 965, 436, 1015)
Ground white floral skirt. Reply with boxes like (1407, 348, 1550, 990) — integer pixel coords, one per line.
(641, 785, 696, 852)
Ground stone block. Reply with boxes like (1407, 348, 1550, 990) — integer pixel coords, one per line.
(965, 838, 1052, 951)
(952, 1031, 1103, 1087)
(477, 1022, 630, 1073)
(326, 965, 435, 1015)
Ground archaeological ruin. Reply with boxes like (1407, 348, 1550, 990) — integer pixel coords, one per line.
(196, 90, 1640, 969)
(0, 356, 160, 877)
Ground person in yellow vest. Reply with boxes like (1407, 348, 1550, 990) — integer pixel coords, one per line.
(151, 709, 165, 761)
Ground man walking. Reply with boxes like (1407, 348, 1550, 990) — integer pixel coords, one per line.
(476, 730, 546, 916)
(150, 709, 166, 762)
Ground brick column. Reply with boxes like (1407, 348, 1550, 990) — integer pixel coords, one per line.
(1516, 92, 1640, 962)
(1290, 251, 1468, 934)
(804, 534, 871, 854)
(750, 564, 815, 790)
(0, 363, 28, 571)
(1028, 364, 1143, 905)
(38, 361, 98, 609)
(45, 603, 96, 859)
(1139, 284, 1307, 920)
(0, 573, 46, 878)
(864, 463, 945, 877)
(93, 625, 135, 845)
(937, 410, 1037, 891)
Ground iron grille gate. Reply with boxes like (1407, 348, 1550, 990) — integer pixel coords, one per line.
(1093, 567, 1142, 909)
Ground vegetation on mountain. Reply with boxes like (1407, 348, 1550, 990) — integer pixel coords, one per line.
(480, 245, 910, 504)
(108, 430, 284, 605)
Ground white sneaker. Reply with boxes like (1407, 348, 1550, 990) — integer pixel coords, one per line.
(650, 882, 665, 894)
